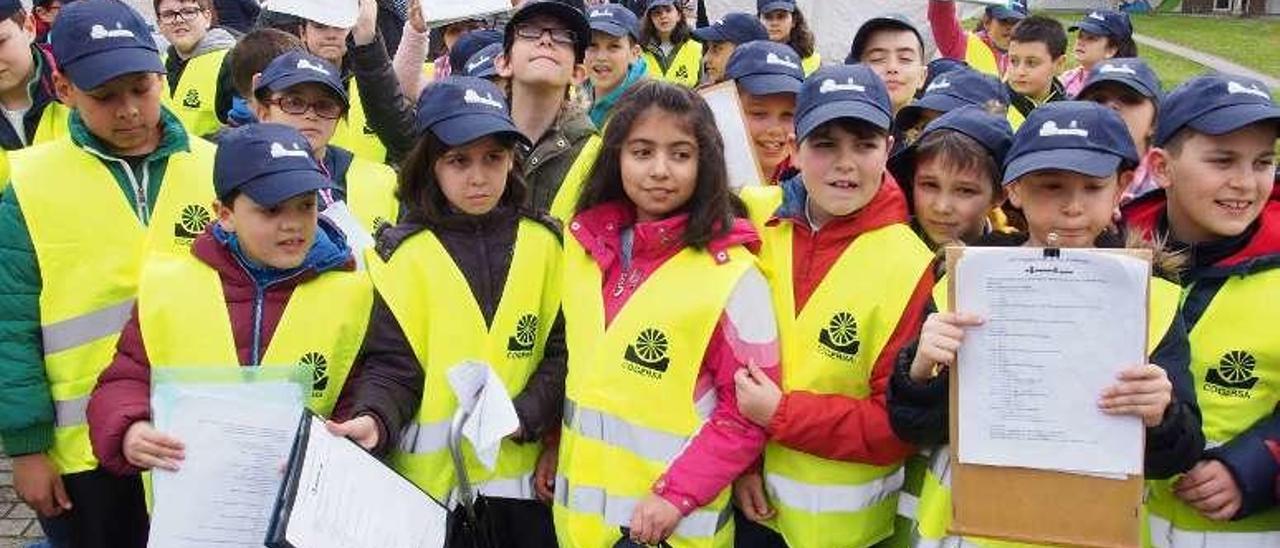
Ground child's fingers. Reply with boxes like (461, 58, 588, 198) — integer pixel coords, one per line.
(51, 475, 71, 511)
(1203, 498, 1241, 522)
(938, 312, 985, 327)
(1176, 476, 1226, 505)
(1187, 488, 1234, 515)
(1115, 363, 1165, 381)
(1173, 467, 1214, 494)
(144, 431, 186, 451)
(734, 367, 757, 388)
(749, 484, 772, 519)
(138, 438, 185, 461)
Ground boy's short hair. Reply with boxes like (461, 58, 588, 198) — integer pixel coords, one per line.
(916, 130, 1001, 193)
(807, 118, 889, 142)
(229, 28, 304, 98)
(1010, 15, 1067, 59)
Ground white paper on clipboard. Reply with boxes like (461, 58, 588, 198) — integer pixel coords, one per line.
(698, 82, 766, 191)
(422, 0, 510, 26)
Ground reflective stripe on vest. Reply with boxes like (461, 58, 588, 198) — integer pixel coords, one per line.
(740, 186, 932, 548)
(137, 250, 372, 417)
(1147, 513, 1280, 548)
(341, 154, 400, 235)
(167, 49, 229, 138)
(555, 222, 752, 548)
(10, 136, 217, 474)
(964, 33, 1000, 77)
(371, 220, 562, 502)
(642, 41, 703, 88)
(331, 79, 388, 163)
(548, 135, 604, 222)
(801, 52, 821, 76)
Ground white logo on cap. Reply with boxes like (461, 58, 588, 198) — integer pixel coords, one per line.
(1088, 11, 1106, 21)
(820, 78, 865, 94)
(270, 142, 310, 159)
(766, 52, 799, 70)
(89, 24, 135, 40)
(467, 55, 492, 73)
(464, 88, 504, 109)
(926, 78, 951, 93)
(589, 8, 610, 18)
(295, 58, 331, 76)
(1039, 120, 1089, 138)
(1098, 63, 1136, 75)
(1228, 81, 1269, 99)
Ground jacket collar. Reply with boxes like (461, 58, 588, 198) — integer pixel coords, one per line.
(196, 217, 355, 290)
(69, 105, 191, 162)
(1123, 187, 1280, 277)
(768, 171, 912, 235)
(570, 200, 761, 268)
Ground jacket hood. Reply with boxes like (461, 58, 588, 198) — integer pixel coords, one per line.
(1123, 186, 1280, 277)
(174, 27, 237, 59)
(194, 217, 355, 290)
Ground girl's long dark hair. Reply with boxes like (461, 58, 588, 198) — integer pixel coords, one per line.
(575, 80, 746, 250)
(640, 3, 692, 47)
(396, 132, 529, 225)
(784, 8, 816, 59)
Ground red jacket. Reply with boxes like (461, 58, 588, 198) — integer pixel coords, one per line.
(763, 174, 935, 466)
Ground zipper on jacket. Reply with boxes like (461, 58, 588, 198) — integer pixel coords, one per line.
(228, 250, 315, 366)
(82, 144, 150, 223)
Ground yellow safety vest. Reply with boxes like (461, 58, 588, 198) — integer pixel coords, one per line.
(801, 52, 821, 76)
(898, 274, 1182, 548)
(1146, 270, 1280, 546)
(341, 155, 400, 235)
(0, 100, 70, 190)
(643, 40, 704, 89)
(740, 186, 933, 547)
(554, 221, 753, 548)
(331, 79, 388, 164)
(8, 136, 216, 475)
(548, 135, 604, 222)
(370, 220, 563, 503)
(965, 32, 1000, 78)
(165, 49, 229, 138)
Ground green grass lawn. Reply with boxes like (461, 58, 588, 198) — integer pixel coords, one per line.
(1128, 14, 1280, 78)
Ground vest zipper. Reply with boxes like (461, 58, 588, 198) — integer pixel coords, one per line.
(251, 285, 264, 365)
(81, 144, 150, 223)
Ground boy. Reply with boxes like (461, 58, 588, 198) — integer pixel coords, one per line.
(155, 0, 235, 138)
(846, 14, 926, 116)
(929, 0, 1027, 77)
(1075, 57, 1161, 203)
(1124, 74, 1280, 546)
(223, 27, 303, 127)
(691, 12, 767, 86)
(722, 39, 802, 184)
(31, 0, 61, 43)
(1005, 15, 1068, 119)
(584, 3, 647, 126)
(734, 64, 937, 548)
(0, 1, 217, 546)
(0, 0, 70, 157)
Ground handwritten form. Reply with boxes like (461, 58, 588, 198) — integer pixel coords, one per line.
(954, 247, 1148, 476)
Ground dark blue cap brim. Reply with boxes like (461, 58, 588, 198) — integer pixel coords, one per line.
(796, 101, 892, 141)
(737, 74, 801, 97)
(1188, 102, 1280, 138)
(987, 7, 1026, 21)
(1069, 21, 1110, 36)
(236, 170, 335, 208)
(759, 1, 794, 13)
(647, 0, 676, 8)
(428, 112, 530, 148)
(591, 21, 633, 39)
(261, 74, 350, 108)
(1078, 76, 1158, 100)
(1003, 148, 1124, 186)
(691, 26, 729, 43)
(62, 47, 165, 91)
(472, 66, 498, 79)
(894, 102, 947, 132)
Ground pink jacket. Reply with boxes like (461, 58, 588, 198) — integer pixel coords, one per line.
(929, 0, 1008, 75)
(569, 201, 781, 516)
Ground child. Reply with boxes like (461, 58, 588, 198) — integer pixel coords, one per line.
(31, 0, 60, 43)
(252, 50, 400, 238)
(0, 0, 69, 156)
(732, 64, 936, 548)
(1005, 15, 1069, 119)
(756, 0, 818, 75)
(691, 12, 767, 85)
(585, 3, 647, 126)
(889, 105, 1013, 250)
(893, 66, 1013, 152)
(391, 0, 490, 100)
(370, 75, 567, 548)
(155, 0, 235, 138)
(890, 101, 1205, 547)
(1123, 74, 1280, 546)
(86, 122, 417, 497)
(1075, 57, 1161, 203)
(1060, 9, 1137, 97)
(641, 0, 703, 88)
(553, 80, 779, 547)
(846, 14, 926, 116)
(722, 39, 802, 184)
(224, 27, 303, 127)
(928, 0, 1027, 77)
(0, 1, 218, 545)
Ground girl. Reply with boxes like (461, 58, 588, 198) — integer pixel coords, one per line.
(1060, 10, 1137, 97)
(722, 40, 803, 184)
(640, 0, 703, 88)
(552, 80, 780, 547)
(367, 76, 567, 547)
(1075, 57, 1161, 204)
(756, 0, 819, 75)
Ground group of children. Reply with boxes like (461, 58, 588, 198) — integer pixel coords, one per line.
(0, 0, 1276, 548)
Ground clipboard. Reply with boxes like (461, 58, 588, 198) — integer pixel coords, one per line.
(944, 246, 1152, 548)
(697, 81, 768, 190)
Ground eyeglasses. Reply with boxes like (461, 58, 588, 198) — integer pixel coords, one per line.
(266, 95, 345, 120)
(158, 7, 205, 25)
(513, 24, 577, 46)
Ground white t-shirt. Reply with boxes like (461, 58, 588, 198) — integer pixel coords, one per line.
(2, 106, 28, 146)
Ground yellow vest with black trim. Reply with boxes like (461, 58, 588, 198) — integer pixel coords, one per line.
(166, 48, 229, 138)
(0, 101, 73, 191)
(548, 135, 604, 222)
(554, 222, 752, 548)
(341, 155, 400, 235)
(331, 79, 388, 164)
(370, 220, 562, 503)
(8, 136, 217, 475)
(801, 52, 821, 76)
(740, 186, 933, 547)
(897, 274, 1182, 548)
(965, 32, 1000, 78)
(642, 40, 703, 88)
(1146, 270, 1280, 546)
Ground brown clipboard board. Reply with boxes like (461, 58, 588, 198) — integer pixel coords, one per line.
(944, 246, 1152, 548)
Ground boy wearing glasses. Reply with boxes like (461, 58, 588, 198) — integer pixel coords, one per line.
(154, 0, 235, 138)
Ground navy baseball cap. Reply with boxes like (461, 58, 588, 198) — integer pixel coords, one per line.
(1154, 73, 1280, 147)
(505, 0, 591, 62)
(464, 43, 503, 79)
(725, 40, 803, 96)
(1069, 9, 1132, 39)
(449, 29, 503, 75)
(846, 14, 923, 64)
(1003, 101, 1139, 185)
(1077, 58, 1161, 103)
(215, 123, 334, 207)
(897, 67, 1009, 130)
(795, 64, 893, 141)
(986, 0, 1028, 22)
(254, 50, 349, 108)
(890, 104, 1014, 187)
(415, 76, 528, 147)
(588, 4, 640, 41)
(692, 13, 768, 45)
(757, 0, 795, 14)
(645, 0, 676, 11)
(50, 0, 165, 91)
(0, 0, 20, 20)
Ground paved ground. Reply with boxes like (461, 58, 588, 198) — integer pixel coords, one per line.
(1134, 32, 1280, 89)
(0, 457, 43, 548)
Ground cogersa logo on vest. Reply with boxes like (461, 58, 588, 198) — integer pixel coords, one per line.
(182, 89, 201, 109)
(174, 204, 213, 245)
(675, 65, 689, 80)
(818, 312, 860, 361)
(300, 352, 330, 398)
(1204, 350, 1259, 399)
(507, 314, 539, 358)
(623, 327, 670, 379)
